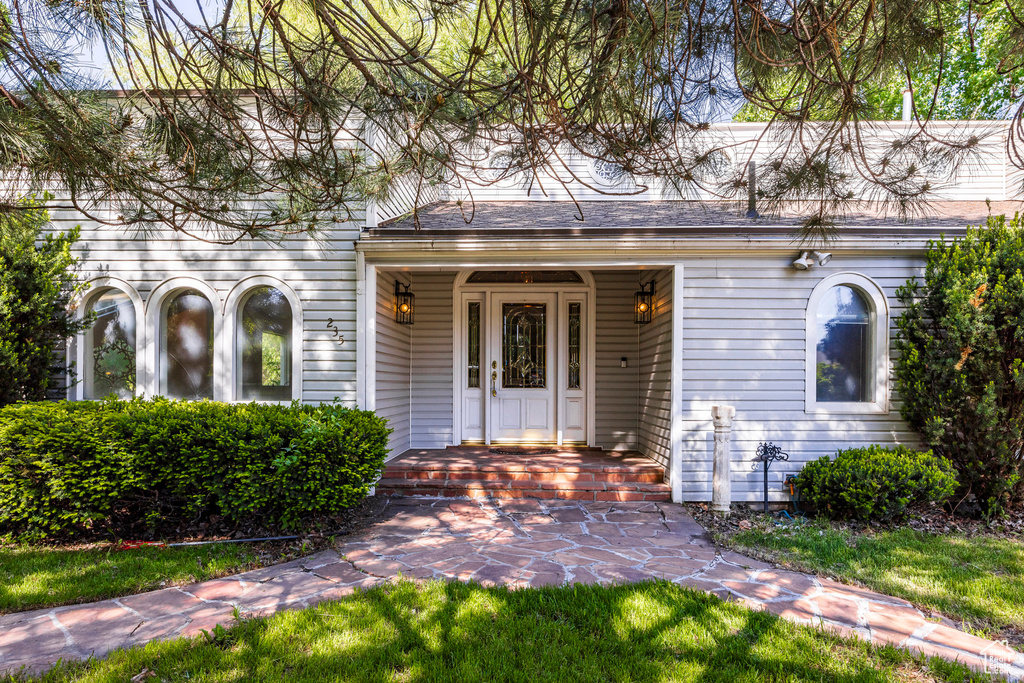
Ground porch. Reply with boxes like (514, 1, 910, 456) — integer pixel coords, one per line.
(362, 265, 682, 500)
(378, 447, 670, 502)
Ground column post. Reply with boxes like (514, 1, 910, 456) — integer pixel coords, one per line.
(669, 264, 684, 503)
(711, 405, 735, 515)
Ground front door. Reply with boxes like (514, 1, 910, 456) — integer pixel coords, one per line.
(488, 293, 557, 443)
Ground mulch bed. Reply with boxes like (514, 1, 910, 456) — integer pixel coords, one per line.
(14, 496, 391, 567)
(688, 502, 1024, 544)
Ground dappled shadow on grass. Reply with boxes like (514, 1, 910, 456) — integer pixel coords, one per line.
(20, 581, 989, 683)
(0, 544, 255, 613)
(732, 525, 1024, 637)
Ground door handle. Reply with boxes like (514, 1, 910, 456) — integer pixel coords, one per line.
(491, 370, 498, 397)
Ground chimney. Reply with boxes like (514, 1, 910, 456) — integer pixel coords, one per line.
(746, 161, 759, 219)
(901, 89, 913, 122)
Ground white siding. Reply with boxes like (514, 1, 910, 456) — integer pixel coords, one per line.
(437, 121, 1015, 204)
(377, 177, 440, 223)
(48, 207, 362, 405)
(593, 271, 639, 450)
(677, 255, 923, 502)
(638, 269, 673, 467)
(410, 272, 456, 448)
(376, 271, 411, 455)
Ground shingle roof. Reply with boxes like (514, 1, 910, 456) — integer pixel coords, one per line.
(368, 200, 1020, 239)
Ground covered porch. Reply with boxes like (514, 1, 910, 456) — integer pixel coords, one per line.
(354, 257, 685, 502)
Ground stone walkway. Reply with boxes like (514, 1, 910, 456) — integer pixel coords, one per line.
(2, 498, 1022, 680)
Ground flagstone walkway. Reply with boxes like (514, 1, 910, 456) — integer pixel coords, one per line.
(2, 498, 1022, 679)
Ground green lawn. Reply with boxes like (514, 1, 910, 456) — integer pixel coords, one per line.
(0, 543, 258, 613)
(13, 580, 993, 683)
(729, 518, 1024, 640)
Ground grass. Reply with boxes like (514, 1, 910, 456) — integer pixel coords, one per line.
(9, 580, 995, 683)
(729, 518, 1024, 640)
(0, 543, 258, 614)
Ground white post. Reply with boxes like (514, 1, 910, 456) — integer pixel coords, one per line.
(901, 89, 913, 122)
(670, 264, 685, 503)
(711, 405, 735, 515)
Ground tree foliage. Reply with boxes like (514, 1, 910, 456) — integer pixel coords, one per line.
(735, 0, 1024, 122)
(0, 0, 1022, 242)
(894, 216, 1024, 515)
(0, 194, 89, 406)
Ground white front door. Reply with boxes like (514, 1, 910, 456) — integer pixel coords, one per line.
(457, 280, 590, 446)
(488, 293, 557, 443)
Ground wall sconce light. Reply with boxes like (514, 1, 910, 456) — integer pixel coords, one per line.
(635, 280, 655, 324)
(394, 281, 414, 325)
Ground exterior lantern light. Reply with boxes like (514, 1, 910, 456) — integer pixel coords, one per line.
(634, 280, 655, 324)
(394, 281, 414, 325)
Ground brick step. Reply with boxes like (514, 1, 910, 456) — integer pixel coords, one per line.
(376, 477, 669, 492)
(375, 482, 670, 502)
(381, 469, 664, 484)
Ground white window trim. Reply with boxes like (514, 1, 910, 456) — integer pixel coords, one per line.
(71, 278, 146, 401)
(223, 276, 304, 403)
(805, 272, 890, 415)
(145, 277, 224, 401)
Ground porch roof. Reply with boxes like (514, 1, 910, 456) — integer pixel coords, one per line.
(367, 200, 1015, 239)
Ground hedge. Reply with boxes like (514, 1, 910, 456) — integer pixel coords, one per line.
(0, 399, 391, 539)
(795, 445, 958, 522)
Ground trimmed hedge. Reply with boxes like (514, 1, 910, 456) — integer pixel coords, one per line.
(0, 399, 390, 539)
(795, 445, 958, 522)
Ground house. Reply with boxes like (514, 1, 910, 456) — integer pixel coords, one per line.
(58, 120, 1021, 505)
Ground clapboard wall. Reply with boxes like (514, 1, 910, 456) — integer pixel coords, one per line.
(593, 271, 640, 450)
(437, 121, 1019, 204)
(676, 254, 924, 502)
(637, 268, 674, 468)
(48, 206, 363, 406)
(376, 271, 412, 455)
(409, 272, 457, 449)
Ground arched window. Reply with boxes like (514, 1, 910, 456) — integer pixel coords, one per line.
(238, 286, 293, 400)
(85, 289, 136, 399)
(162, 289, 214, 399)
(805, 274, 889, 413)
(815, 286, 870, 402)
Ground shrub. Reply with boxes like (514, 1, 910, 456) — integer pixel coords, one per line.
(795, 445, 958, 522)
(894, 215, 1024, 514)
(0, 399, 391, 539)
(0, 195, 90, 406)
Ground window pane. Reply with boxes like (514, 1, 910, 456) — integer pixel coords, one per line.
(816, 286, 871, 402)
(502, 303, 546, 388)
(241, 286, 293, 401)
(467, 270, 583, 283)
(87, 290, 136, 399)
(164, 289, 214, 399)
(568, 302, 581, 389)
(467, 302, 480, 388)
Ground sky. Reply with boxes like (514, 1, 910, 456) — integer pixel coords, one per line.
(75, 0, 219, 82)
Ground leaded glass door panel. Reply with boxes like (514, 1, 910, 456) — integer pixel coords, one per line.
(488, 293, 557, 443)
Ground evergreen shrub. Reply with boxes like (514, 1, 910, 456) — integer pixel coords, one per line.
(0, 399, 390, 539)
(0, 195, 90, 405)
(796, 445, 957, 521)
(894, 216, 1024, 513)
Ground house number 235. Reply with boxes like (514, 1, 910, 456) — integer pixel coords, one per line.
(326, 318, 346, 345)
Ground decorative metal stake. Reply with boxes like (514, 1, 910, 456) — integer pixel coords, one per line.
(752, 442, 789, 513)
